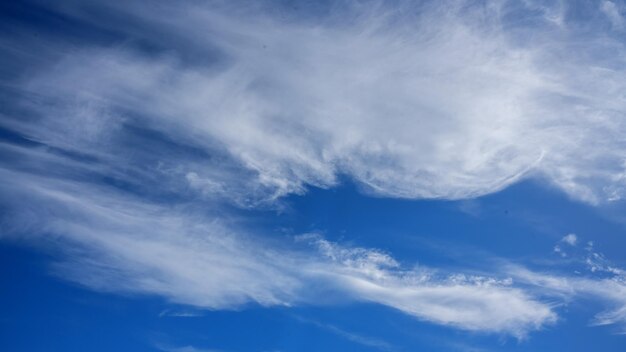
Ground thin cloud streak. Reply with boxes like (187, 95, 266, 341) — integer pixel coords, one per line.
(293, 316, 396, 352)
(0, 167, 555, 336)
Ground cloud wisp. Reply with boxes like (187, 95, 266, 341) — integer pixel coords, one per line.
(7, 0, 626, 204)
(509, 235, 626, 334)
(0, 167, 556, 337)
(2, 0, 626, 341)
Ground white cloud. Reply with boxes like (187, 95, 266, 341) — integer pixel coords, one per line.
(561, 233, 578, 246)
(3, 0, 626, 340)
(302, 235, 555, 337)
(0, 168, 555, 336)
(156, 344, 221, 352)
(601, 1, 624, 30)
(8, 0, 626, 205)
(508, 252, 626, 334)
(294, 317, 395, 351)
(553, 245, 566, 257)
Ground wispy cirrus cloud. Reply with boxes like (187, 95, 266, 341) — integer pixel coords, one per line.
(155, 344, 222, 352)
(293, 316, 396, 351)
(509, 265, 626, 334)
(0, 166, 556, 336)
(601, 1, 625, 30)
(7, 0, 626, 204)
(2, 0, 626, 341)
(509, 235, 626, 334)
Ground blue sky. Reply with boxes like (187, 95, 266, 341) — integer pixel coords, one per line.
(2, 0, 626, 351)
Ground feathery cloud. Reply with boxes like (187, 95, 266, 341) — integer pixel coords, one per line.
(2, 0, 626, 339)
